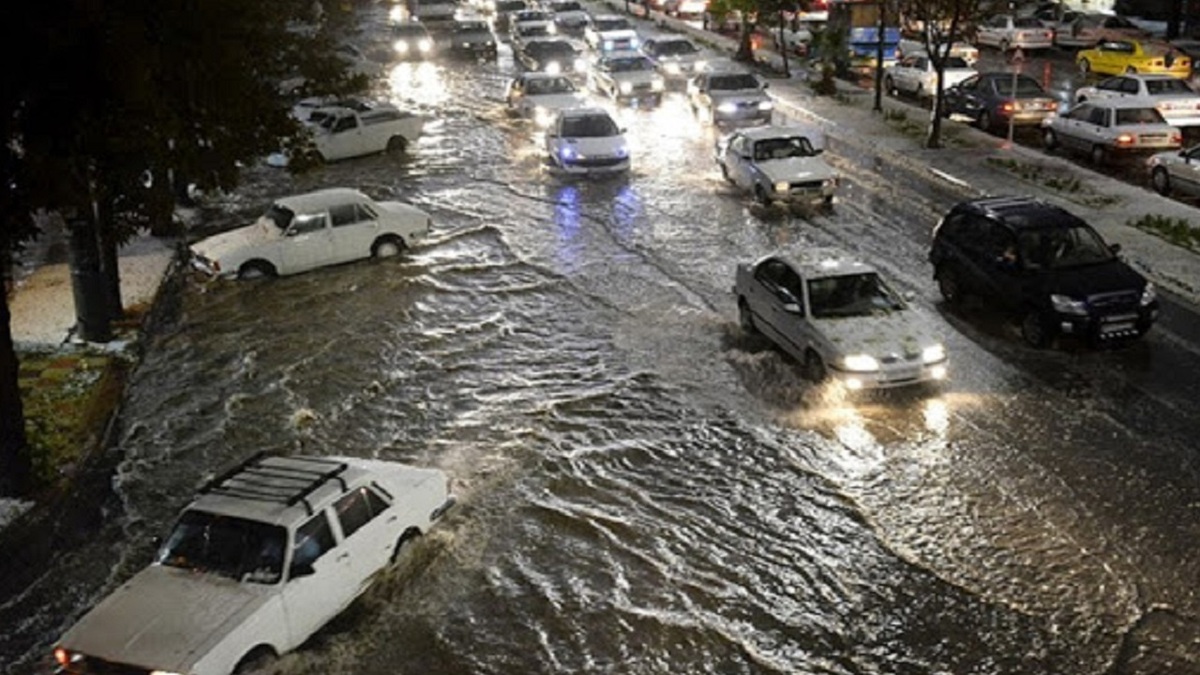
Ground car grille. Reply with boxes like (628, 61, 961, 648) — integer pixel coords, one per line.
(569, 156, 626, 168)
(788, 180, 826, 192)
(1088, 290, 1140, 314)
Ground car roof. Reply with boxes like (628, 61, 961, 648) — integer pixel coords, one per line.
(275, 188, 370, 212)
(771, 247, 877, 279)
(954, 196, 1090, 231)
(1075, 98, 1172, 109)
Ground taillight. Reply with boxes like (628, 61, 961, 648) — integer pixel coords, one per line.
(1171, 132, 1182, 145)
(54, 648, 73, 667)
(1002, 101, 1015, 112)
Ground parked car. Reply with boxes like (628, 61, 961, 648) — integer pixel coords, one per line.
(734, 249, 949, 390)
(1054, 13, 1151, 48)
(585, 14, 639, 53)
(544, 107, 631, 175)
(510, 9, 557, 45)
(1077, 40, 1192, 78)
(587, 52, 665, 105)
(896, 38, 980, 66)
(974, 14, 1054, 52)
(687, 70, 773, 125)
(547, 0, 589, 33)
(1042, 100, 1181, 163)
(714, 124, 838, 206)
(1147, 143, 1200, 196)
(941, 72, 1059, 132)
(52, 453, 455, 675)
(506, 72, 588, 125)
(640, 37, 708, 82)
(300, 103, 424, 162)
(393, 20, 436, 60)
(516, 37, 587, 74)
(290, 95, 380, 123)
(929, 195, 1159, 347)
(662, 0, 707, 19)
(444, 18, 498, 59)
(190, 188, 431, 279)
(884, 54, 976, 102)
(494, 0, 529, 33)
(1075, 73, 1200, 127)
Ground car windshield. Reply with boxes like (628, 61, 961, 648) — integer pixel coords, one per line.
(993, 75, 1045, 97)
(394, 24, 428, 38)
(455, 22, 490, 33)
(263, 204, 295, 231)
(1018, 225, 1114, 269)
(528, 41, 575, 56)
(1014, 17, 1043, 28)
(1146, 78, 1195, 95)
(610, 56, 653, 71)
(596, 17, 631, 31)
(711, 74, 760, 90)
(525, 76, 576, 94)
(517, 10, 552, 21)
(554, 1, 583, 10)
(1115, 107, 1166, 124)
(497, 0, 526, 10)
(656, 40, 698, 55)
(155, 511, 287, 584)
(753, 136, 818, 160)
(561, 114, 619, 137)
(808, 273, 905, 318)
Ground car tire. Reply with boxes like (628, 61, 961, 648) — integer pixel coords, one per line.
(372, 235, 407, 259)
(884, 76, 896, 96)
(1021, 311, 1052, 349)
(977, 110, 992, 131)
(1042, 128, 1059, 151)
(936, 265, 964, 307)
(802, 349, 827, 383)
(391, 527, 422, 563)
(755, 184, 771, 206)
(233, 646, 277, 675)
(1078, 58, 1091, 75)
(738, 299, 758, 335)
(1152, 166, 1172, 196)
(387, 136, 408, 153)
(1090, 144, 1107, 165)
(237, 260, 276, 280)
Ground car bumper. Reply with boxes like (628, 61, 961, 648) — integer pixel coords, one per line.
(189, 251, 223, 277)
(550, 157, 631, 175)
(768, 181, 836, 205)
(713, 107, 773, 123)
(832, 360, 949, 390)
(1053, 306, 1159, 343)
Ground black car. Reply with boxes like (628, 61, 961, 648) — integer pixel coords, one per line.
(929, 196, 1159, 347)
(941, 72, 1060, 133)
(516, 38, 584, 74)
(445, 20, 498, 60)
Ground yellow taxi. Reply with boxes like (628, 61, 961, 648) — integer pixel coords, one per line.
(1077, 40, 1192, 78)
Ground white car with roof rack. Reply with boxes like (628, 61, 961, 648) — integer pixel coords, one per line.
(53, 453, 455, 675)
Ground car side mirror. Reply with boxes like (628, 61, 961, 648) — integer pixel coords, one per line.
(761, 82, 770, 89)
(290, 563, 315, 579)
(783, 302, 803, 314)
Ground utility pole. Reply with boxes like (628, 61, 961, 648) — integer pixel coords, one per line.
(873, 0, 885, 112)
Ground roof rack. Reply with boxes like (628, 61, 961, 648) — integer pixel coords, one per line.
(199, 452, 351, 516)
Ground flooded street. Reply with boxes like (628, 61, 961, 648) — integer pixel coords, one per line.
(3, 6, 1200, 674)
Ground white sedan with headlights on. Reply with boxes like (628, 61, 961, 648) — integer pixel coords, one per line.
(715, 125, 837, 207)
(687, 70, 773, 125)
(516, 38, 587, 75)
(587, 52, 665, 106)
(640, 37, 708, 84)
(190, 188, 430, 279)
(506, 73, 588, 126)
(734, 249, 949, 390)
(544, 107, 630, 175)
(392, 20, 435, 60)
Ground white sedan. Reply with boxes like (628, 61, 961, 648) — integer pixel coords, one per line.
(734, 249, 948, 390)
(505, 73, 588, 126)
(587, 52, 665, 105)
(190, 188, 430, 279)
(884, 54, 976, 102)
(715, 125, 838, 206)
(1147, 144, 1200, 197)
(544, 107, 630, 175)
(1042, 100, 1182, 164)
(1075, 73, 1200, 128)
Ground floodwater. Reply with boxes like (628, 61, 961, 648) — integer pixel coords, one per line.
(2, 6, 1199, 674)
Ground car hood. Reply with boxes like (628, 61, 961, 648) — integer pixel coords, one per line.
(58, 565, 269, 672)
(755, 156, 836, 183)
(553, 136, 626, 156)
(1038, 259, 1147, 298)
(612, 70, 659, 84)
(191, 219, 279, 263)
(524, 92, 589, 110)
(813, 310, 941, 358)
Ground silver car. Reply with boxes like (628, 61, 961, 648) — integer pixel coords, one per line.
(1042, 100, 1181, 164)
(1147, 144, 1200, 196)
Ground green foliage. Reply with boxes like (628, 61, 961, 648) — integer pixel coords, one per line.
(1128, 214, 1200, 252)
(808, 25, 843, 96)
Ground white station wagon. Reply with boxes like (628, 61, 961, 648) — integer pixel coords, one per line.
(191, 188, 431, 279)
(734, 249, 948, 390)
(53, 453, 455, 675)
(715, 125, 838, 207)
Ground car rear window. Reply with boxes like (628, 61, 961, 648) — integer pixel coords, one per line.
(1146, 78, 1195, 95)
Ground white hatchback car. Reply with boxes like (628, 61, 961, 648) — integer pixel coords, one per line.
(715, 125, 838, 207)
(191, 188, 431, 279)
(53, 453, 455, 675)
(734, 249, 949, 390)
(544, 107, 630, 175)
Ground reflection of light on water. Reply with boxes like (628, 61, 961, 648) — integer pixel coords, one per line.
(923, 397, 949, 436)
(387, 62, 449, 108)
(554, 185, 582, 272)
(612, 183, 640, 242)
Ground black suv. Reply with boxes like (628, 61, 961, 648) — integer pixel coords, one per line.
(929, 196, 1159, 347)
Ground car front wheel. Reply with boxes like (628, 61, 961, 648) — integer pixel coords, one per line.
(936, 265, 964, 307)
(1152, 166, 1172, 195)
(233, 647, 277, 675)
(372, 235, 407, 259)
(1021, 311, 1052, 348)
(1078, 58, 1091, 74)
(977, 110, 992, 131)
(754, 184, 771, 206)
(238, 260, 276, 280)
(391, 527, 422, 563)
(738, 299, 758, 335)
(802, 349, 827, 383)
(1042, 128, 1059, 151)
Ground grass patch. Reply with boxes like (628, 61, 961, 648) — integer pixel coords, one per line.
(1127, 214, 1200, 252)
(985, 156, 1120, 207)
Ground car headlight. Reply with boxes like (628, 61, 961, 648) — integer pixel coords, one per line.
(630, 38, 640, 48)
(1050, 293, 1088, 316)
(842, 354, 880, 372)
(534, 106, 553, 126)
(574, 58, 587, 72)
(547, 23, 557, 34)
(394, 39, 410, 53)
(651, 77, 664, 91)
(773, 180, 789, 193)
(758, 100, 774, 111)
(418, 39, 432, 53)
(1140, 282, 1157, 306)
(694, 60, 707, 71)
(922, 344, 947, 364)
(619, 81, 633, 94)
(604, 39, 614, 51)
(665, 63, 681, 75)
(717, 101, 737, 113)
(615, 144, 629, 158)
(545, 60, 562, 75)
(559, 145, 576, 160)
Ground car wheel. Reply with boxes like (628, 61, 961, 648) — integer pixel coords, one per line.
(936, 265, 964, 307)
(999, 39, 1010, 52)
(915, 84, 926, 102)
(1042, 128, 1059, 151)
(884, 76, 896, 96)
(738, 299, 758, 335)
(1021, 311, 1051, 349)
(802, 349, 827, 382)
(1152, 166, 1172, 196)
(372, 235, 407, 259)
(390, 527, 422, 563)
(386, 135, 408, 153)
(754, 184, 771, 206)
(720, 161, 733, 184)
(977, 110, 992, 131)
(233, 647, 276, 675)
(1078, 58, 1091, 75)
(1090, 144, 1107, 165)
(237, 260, 276, 280)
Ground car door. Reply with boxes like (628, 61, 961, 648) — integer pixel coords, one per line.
(280, 510, 359, 647)
(944, 74, 979, 118)
(1170, 145, 1200, 195)
(328, 201, 376, 264)
(320, 113, 362, 161)
(1081, 105, 1111, 150)
(332, 483, 405, 594)
(748, 259, 805, 358)
(726, 135, 757, 191)
(280, 211, 334, 274)
(1057, 103, 1091, 151)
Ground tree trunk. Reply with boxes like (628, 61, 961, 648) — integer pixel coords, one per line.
(96, 199, 124, 323)
(0, 290, 32, 498)
(66, 214, 114, 343)
(777, 13, 789, 77)
(736, 18, 754, 63)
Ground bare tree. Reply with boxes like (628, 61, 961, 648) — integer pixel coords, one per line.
(895, 0, 983, 148)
